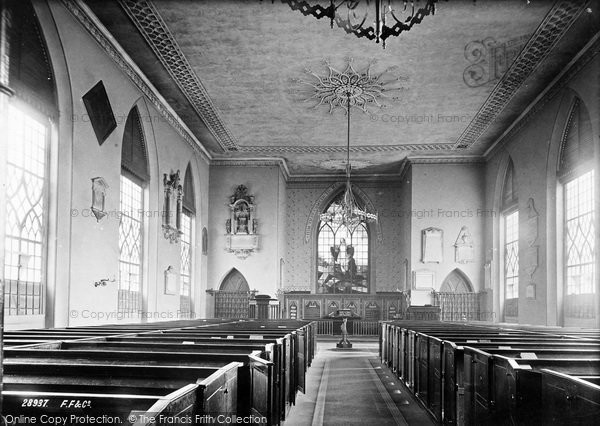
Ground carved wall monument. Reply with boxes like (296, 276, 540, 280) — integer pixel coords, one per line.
(225, 185, 259, 259)
(90, 177, 109, 221)
(422, 227, 443, 263)
(162, 170, 183, 243)
(454, 226, 474, 264)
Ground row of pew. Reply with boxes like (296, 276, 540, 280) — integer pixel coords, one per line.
(380, 321, 600, 425)
(1, 319, 316, 425)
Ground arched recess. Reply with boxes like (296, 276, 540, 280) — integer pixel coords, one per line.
(440, 269, 474, 293)
(316, 193, 371, 294)
(127, 98, 159, 314)
(305, 182, 382, 244)
(183, 163, 196, 214)
(3, 0, 73, 328)
(437, 269, 478, 321)
(117, 105, 150, 315)
(491, 151, 514, 322)
(129, 98, 159, 186)
(555, 94, 596, 326)
(178, 162, 196, 318)
(215, 268, 251, 318)
(183, 154, 205, 318)
(501, 157, 519, 320)
(306, 182, 380, 293)
(219, 268, 250, 292)
(545, 88, 596, 326)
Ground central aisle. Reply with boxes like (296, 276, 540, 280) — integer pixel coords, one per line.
(286, 338, 436, 426)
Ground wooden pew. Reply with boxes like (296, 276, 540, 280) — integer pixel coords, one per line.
(2, 361, 227, 416)
(380, 321, 600, 425)
(465, 349, 600, 425)
(2, 320, 314, 425)
(540, 369, 600, 425)
(434, 336, 599, 425)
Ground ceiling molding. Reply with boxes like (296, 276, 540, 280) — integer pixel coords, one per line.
(485, 32, 600, 160)
(238, 143, 454, 154)
(211, 157, 291, 181)
(61, 0, 211, 163)
(452, 0, 589, 150)
(118, 0, 239, 152)
(287, 173, 405, 184)
(408, 155, 485, 165)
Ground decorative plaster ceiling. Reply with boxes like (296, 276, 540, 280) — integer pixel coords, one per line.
(82, 0, 598, 176)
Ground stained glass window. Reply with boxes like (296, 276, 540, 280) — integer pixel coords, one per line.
(118, 174, 143, 313)
(3, 105, 48, 316)
(564, 170, 595, 295)
(317, 201, 370, 294)
(504, 211, 519, 299)
(180, 210, 193, 318)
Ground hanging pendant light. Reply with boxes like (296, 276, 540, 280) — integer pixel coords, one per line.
(319, 91, 378, 230)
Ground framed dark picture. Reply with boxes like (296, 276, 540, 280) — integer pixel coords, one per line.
(82, 81, 117, 145)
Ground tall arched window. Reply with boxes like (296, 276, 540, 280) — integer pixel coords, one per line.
(179, 163, 195, 318)
(558, 98, 596, 321)
(316, 194, 370, 294)
(2, 0, 56, 323)
(501, 158, 519, 318)
(119, 105, 149, 314)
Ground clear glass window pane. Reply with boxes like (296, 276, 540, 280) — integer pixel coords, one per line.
(504, 211, 519, 299)
(179, 211, 193, 317)
(565, 170, 595, 295)
(3, 106, 48, 316)
(118, 174, 144, 313)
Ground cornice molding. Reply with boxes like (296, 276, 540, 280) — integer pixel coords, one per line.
(239, 143, 453, 153)
(485, 33, 600, 159)
(210, 157, 290, 181)
(118, 0, 239, 152)
(287, 174, 404, 184)
(453, 0, 589, 150)
(61, 0, 211, 163)
(408, 155, 485, 165)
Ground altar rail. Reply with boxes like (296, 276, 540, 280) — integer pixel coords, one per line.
(314, 320, 379, 336)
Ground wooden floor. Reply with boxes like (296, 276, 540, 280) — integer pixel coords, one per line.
(286, 337, 435, 426)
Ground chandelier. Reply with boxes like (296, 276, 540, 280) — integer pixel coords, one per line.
(319, 91, 378, 230)
(281, 0, 438, 49)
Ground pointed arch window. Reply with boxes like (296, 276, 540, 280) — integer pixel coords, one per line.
(317, 194, 370, 294)
(502, 159, 519, 304)
(179, 163, 195, 318)
(3, 105, 49, 316)
(118, 106, 149, 314)
(558, 99, 595, 300)
(2, 0, 57, 320)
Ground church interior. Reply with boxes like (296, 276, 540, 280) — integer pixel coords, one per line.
(0, 0, 598, 424)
